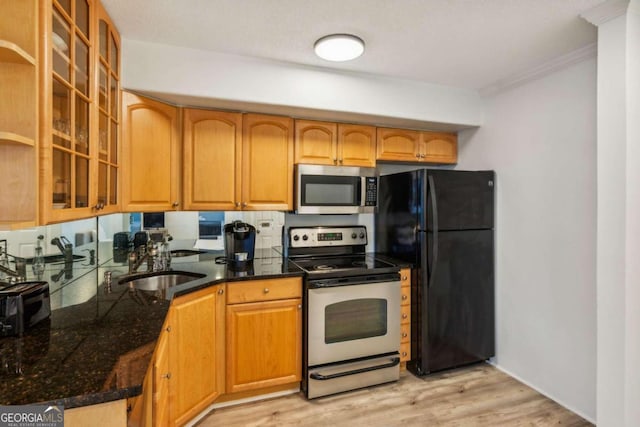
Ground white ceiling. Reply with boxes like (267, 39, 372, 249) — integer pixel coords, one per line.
(101, 0, 605, 91)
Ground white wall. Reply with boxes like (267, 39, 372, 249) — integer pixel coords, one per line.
(456, 58, 597, 421)
(120, 39, 483, 131)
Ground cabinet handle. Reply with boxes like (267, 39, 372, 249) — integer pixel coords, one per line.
(402, 295, 408, 300)
(263, 288, 269, 294)
(165, 326, 171, 332)
(172, 202, 179, 208)
(163, 373, 171, 380)
(218, 288, 224, 295)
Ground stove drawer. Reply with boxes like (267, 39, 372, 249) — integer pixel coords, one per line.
(227, 277, 301, 304)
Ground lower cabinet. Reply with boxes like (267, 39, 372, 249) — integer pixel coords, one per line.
(400, 268, 412, 364)
(129, 278, 302, 426)
(169, 284, 226, 426)
(225, 277, 302, 394)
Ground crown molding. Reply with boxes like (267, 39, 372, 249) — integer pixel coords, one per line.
(580, 0, 630, 26)
(479, 43, 597, 97)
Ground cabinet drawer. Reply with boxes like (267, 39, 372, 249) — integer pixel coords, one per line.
(400, 342, 411, 362)
(400, 287, 411, 306)
(401, 304, 411, 324)
(227, 277, 301, 304)
(400, 324, 410, 343)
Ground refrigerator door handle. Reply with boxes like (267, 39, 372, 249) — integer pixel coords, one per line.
(428, 175, 438, 285)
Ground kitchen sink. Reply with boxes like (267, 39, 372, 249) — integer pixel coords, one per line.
(170, 249, 206, 257)
(118, 271, 206, 292)
(24, 254, 85, 264)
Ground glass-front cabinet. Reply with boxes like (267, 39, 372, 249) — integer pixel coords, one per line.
(41, 0, 120, 224)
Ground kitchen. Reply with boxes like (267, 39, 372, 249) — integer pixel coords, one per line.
(0, 0, 638, 426)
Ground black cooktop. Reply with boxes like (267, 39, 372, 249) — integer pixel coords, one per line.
(289, 254, 399, 279)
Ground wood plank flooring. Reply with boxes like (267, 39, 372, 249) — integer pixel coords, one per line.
(196, 363, 592, 426)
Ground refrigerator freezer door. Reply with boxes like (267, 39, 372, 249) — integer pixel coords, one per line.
(417, 229, 495, 374)
(427, 170, 494, 231)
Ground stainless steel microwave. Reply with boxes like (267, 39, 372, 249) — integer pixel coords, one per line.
(295, 164, 378, 214)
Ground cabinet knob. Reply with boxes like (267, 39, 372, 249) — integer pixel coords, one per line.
(218, 288, 224, 295)
(402, 352, 408, 357)
(402, 295, 408, 300)
(338, 159, 343, 164)
(172, 202, 179, 208)
(415, 153, 420, 159)
(402, 313, 408, 319)
(242, 202, 247, 208)
(333, 158, 338, 164)
(235, 202, 240, 208)
(263, 288, 269, 294)
(298, 304, 302, 309)
(402, 275, 408, 281)
(402, 332, 408, 338)
(165, 326, 171, 332)
(163, 373, 171, 379)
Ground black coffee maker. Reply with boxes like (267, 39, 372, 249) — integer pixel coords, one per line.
(223, 221, 256, 269)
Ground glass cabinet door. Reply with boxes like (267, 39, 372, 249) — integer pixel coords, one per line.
(50, 0, 92, 212)
(96, 4, 120, 211)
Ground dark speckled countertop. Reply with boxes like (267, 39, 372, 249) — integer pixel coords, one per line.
(0, 245, 303, 408)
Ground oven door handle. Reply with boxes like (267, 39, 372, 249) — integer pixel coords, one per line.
(309, 357, 400, 381)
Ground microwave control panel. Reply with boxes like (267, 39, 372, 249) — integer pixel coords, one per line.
(364, 177, 378, 206)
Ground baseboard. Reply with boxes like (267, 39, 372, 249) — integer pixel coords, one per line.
(488, 361, 595, 424)
(185, 386, 300, 426)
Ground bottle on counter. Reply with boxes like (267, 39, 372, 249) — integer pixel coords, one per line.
(32, 235, 45, 276)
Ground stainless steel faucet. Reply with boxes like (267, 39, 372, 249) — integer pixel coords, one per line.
(51, 236, 73, 263)
(0, 240, 26, 282)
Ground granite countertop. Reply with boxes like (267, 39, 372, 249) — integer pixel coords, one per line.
(0, 244, 304, 408)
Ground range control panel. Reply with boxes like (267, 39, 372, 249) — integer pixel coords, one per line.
(289, 226, 368, 248)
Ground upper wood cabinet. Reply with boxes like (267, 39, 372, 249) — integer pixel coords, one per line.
(38, 0, 122, 225)
(377, 127, 457, 164)
(242, 113, 294, 210)
(169, 284, 225, 426)
(295, 120, 375, 167)
(121, 91, 181, 212)
(182, 108, 242, 211)
(0, 0, 38, 229)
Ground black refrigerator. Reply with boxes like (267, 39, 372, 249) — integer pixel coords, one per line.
(375, 169, 495, 375)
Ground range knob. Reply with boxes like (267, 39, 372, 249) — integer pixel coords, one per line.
(302, 235, 309, 241)
(351, 233, 357, 239)
(359, 232, 366, 239)
(293, 235, 300, 242)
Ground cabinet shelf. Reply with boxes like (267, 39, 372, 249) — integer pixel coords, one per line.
(0, 40, 35, 65)
(0, 132, 35, 147)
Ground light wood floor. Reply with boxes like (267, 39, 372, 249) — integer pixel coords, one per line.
(196, 363, 592, 427)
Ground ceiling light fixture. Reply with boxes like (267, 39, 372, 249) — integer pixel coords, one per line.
(314, 34, 365, 62)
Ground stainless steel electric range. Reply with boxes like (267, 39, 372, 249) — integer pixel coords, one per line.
(287, 226, 401, 399)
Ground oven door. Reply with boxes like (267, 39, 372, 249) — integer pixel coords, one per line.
(307, 278, 400, 366)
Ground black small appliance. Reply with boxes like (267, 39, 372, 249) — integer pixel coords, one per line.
(0, 281, 51, 337)
(223, 221, 256, 269)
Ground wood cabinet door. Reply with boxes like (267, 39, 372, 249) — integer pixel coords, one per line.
(169, 285, 225, 426)
(121, 91, 180, 212)
(183, 109, 242, 210)
(153, 324, 170, 427)
(338, 124, 376, 167)
(241, 114, 293, 210)
(421, 131, 458, 164)
(294, 119, 337, 165)
(376, 127, 421, 162)
(226, 298, 302, 393)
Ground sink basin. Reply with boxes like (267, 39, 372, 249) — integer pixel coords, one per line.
(170, 249, 206, 257)
(25, 254, 85, 264)
(118, 271, 206, 292)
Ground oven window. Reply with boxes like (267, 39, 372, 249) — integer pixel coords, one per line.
(301, 175, 360, 206)
(325, 298, 388, 344)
